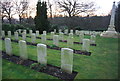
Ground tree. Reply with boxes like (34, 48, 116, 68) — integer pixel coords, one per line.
(34, 1, 50, 33)
(47, 0, 53, 19)
(115, 1, 120, 33)
(57, 0, 96, 17)
(14, 0, 29, 23)
(1, 0, 15, 24)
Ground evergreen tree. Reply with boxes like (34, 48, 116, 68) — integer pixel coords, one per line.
(34, 1, 50, 33)
(115, 2, 120, 33)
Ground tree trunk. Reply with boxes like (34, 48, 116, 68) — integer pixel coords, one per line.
(19, 15, 22, 23)
(8, 15, 12, 24)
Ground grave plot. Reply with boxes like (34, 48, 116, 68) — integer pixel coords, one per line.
(1, 37, 91, 56)
(2, 32, 95, 56)
(1, 31, 118, 80)
(1, 39, 78, 80)
(19, 33, 97, 46)
(2, 51, 78, 81)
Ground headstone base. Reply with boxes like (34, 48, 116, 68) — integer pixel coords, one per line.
(100, 26, 120, 38)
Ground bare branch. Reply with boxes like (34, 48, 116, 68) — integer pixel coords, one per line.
(57, 0, 96, 17)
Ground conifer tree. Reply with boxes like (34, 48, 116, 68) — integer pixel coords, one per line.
(34, 0, 50, 33)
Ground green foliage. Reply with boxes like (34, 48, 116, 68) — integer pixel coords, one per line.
(2, 23, 35, 34)
(49, 24, 58, 32)
(2, 24, 20, 35)
(34, 1, 50, 33)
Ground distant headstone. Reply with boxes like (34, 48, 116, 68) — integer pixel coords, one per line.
(79, 33, 84, 43)
(51, 32, 54, 39)
(64, 29, 68, 35)
(90, 35, 96, 44)
(75, 30, 79, 35)
(43, 31, 46, 35)
(67, 37, 73, 48)
(14, 32, 18, 40)
(54, 29, 56, 33)
(69, 33, 73, 37)
(70, 30, 73, 34)
(19, 40, 28, 60)
(36, 31, 39, 37)
(29, 30, 33, 35)
(31, 33, 36, 43)
(22, 32, 26, 40)
(37, 44, 47, 65)
(8, 31, 11, 38)
(59, 32, 64, 41)
(82, 39, 90, 52)
(18, 29, 21, 34)
(53, 35, 59, 46)
(2, 31, 5, 37)
(5, 38, 12, 55)
(61, 48, 73, 74)
(41, 34, 46, 44)
(59, 29, 62, 34)
(23, 30, 27, 34)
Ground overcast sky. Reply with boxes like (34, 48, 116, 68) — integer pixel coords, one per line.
(29, 0, 120, 16)
(9, 0, 119, 18)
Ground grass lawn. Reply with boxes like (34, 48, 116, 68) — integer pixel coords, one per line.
(1, 33, 119, 80)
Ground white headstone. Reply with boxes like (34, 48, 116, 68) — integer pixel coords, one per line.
(90, 35, 96, 44)
(18, 29, 21, 34)
(70, 30, 73, 34)
(51, 32, 54, 39)
(36, 31, 39, 37)
(54, 29, 56, 33)
(8, 31, 11, 38)
(75, 30, 79, 35)
(64, 29, 68, 35)
(14, 32, 18, 40)
(69, 33, 73, 37)
(53, 35, 59, 46)
(19, 40, 28, 60)
(79, 33, 84, 43)
(67, 37, 73, 48)
(82, 39, 90, 52)
(22, 32, 26, 40)
(41, 34, 46, 44)
(61, 48, 73, 74)
(37, 44, 47, 65)
(31, 33, 36, 43)
(5, 38, 12, 55)
(59, 32, 64, 41)
(43, 31, 46, 35)
(2, 31, 5, 37)
(23, 30, 27, 34)
(59, 29, 62, 34)
(29, 30, 33, 35)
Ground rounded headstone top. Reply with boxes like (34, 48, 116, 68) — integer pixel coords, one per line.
(61, 48, 73, 51)
(37, 44, 46, 47)
(83, 39, 90, 41)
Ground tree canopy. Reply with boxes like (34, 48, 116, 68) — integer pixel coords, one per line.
(34, 1, 50, 33)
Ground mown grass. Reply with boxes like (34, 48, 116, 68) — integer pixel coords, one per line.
(1, 33, 119, 79)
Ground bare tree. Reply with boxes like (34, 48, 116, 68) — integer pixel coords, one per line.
(47, 0, 53, 19)
(57, 0, 96, 17)
(1, 0, 15, 24)
(14, 0, 29, 23)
